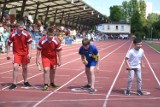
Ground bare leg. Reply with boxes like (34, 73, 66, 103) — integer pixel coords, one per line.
(13, 63, 19, 84)
(85, 67, 91, 85)
(90, 66, 96, 89)
(43, 67, 50, 85)
(22, 64, 27, 82)
(50, 68, 56, 84)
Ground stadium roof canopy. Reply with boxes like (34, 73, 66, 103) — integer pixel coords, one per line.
(0, 0, 107, 27)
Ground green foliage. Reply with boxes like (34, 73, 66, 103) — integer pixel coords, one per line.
(109, 5, 123, 21)
(120, 0, 146, 38)
(108, 0, 160, 40)
(147, 13, 160, 25)
(145, 42, 160, 52)
(131, 11, 143, 33)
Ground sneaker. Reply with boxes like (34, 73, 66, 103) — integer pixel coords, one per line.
(9, 84, 17, 90)
(124, 90, 130, 96)
(81, 84, 91, 89)
(137, 90, 143, 96)
(89, 88, 96, 94)
(42, 85, 49, 91)
(50, 83, 60, 88)
(24, 82, 32, 87)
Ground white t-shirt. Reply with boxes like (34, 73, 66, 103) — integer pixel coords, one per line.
(126, 48, 144, 68)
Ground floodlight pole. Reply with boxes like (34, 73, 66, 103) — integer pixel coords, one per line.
(151, 27, 153, 41)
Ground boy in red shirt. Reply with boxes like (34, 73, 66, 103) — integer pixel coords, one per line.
(36, 27, 62, 91)
(7, 22, 33, 90)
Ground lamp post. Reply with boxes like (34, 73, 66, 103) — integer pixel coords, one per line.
(151, 27, 153, 41)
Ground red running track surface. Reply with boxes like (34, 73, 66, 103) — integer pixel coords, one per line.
(0, 40, 160, 107)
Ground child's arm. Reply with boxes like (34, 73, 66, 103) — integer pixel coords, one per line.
(81, 54, 88, 65)
(57, 51, 62, 66)
(141, 57, 145, 68)
(96, 54, 100, 71)
(125, 57, 132, 70)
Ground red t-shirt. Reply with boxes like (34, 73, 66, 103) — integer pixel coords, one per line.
(37, 36, 62, 58)
(8, 30, 32, 55)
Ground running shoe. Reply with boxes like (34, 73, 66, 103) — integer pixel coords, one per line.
(9, 84, 17, 90)
(137, 90, 143, 96)
(124, 90, 130, 96)
(42, 85, 49, 91)
(89, 88, 96, 94)
(24, 82, 32, 87)
(50, 83, 60, 88)
(81, 84, 91, 89)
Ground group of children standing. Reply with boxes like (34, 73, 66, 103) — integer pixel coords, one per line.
(4, 21, 145, 95)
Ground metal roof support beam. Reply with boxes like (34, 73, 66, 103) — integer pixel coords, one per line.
(75, 16, 79, 30)
(69, 17, 73, 28)
(87, 20, 91, 30)
(79, 18, 82, 30)
(53, 8, 58, 26)
(34, 2, 40, 24)
(71, 16, 76, 28)
(0, 0, 7, 22)
(44, 6, 49, 25)
(60, 11, 64, 26)
(82, 19, 85, 31)
(66, 13, 70, 28)
(84, 20, 88, 30)
(6, 1, 80, 11)
(64, 19, 67, 27)
(19, 0, 27, 20)
(2, 0, 106, 26)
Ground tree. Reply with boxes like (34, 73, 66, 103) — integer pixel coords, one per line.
(109, 5, 123, 21)
(120, 0, 146, 38)
(147, 13, 160, 25)
(131, 11, 143, 34)
(121, 1, 130, 21)
(152, 19, 160, 39)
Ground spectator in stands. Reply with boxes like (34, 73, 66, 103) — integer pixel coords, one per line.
(2, 27, 10, 53)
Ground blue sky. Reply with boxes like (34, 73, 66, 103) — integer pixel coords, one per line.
(84, 0, 160, 16)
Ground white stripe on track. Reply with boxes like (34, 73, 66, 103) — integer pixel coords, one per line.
(144, 55, 160, 86)
(102, 41, 132, 107)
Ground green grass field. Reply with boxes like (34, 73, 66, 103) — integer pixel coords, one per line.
(145, 41, 160, 52)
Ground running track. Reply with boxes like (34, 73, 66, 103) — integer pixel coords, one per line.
(0, 40, 160, 107)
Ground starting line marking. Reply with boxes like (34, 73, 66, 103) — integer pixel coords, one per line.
(130, 90, 151, 95)
(21, 86, 43, 90)
(71, 88, 88, 92)
(121, 88, 151, 95)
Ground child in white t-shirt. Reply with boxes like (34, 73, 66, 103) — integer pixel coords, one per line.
(125, 38, 145, 96)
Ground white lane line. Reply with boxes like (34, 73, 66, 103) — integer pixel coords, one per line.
(33, 71, 85, 107)
(1, 97, 160, 104)
(56, 75, 70, 77)
(33, 41, 129, 107)
(58, 68, 84, 71)
(1, 77, 12, 79)
(100, 41, 129, 60)
(102, 41, 132, 107)
(145, 42, 160, 54)
(144, 55, 160, 86)
(56, 91, 106, 96)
